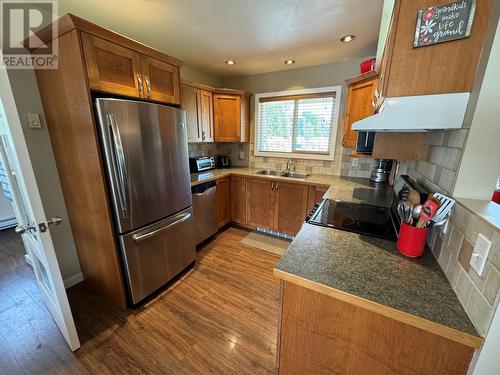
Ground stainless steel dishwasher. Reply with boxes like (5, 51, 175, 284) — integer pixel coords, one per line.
(191, 180, 218, 245)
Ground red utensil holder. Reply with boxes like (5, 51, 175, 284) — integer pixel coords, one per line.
(397, 223, 429, 257)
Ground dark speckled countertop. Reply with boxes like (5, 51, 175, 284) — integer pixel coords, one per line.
(275, 176, 480, 341)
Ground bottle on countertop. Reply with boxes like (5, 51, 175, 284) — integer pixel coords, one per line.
(492, 176, 500, 205)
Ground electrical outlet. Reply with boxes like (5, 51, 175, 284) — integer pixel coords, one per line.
(26, 113, 41, 129)
(351, 158, 359, 167)
(239, 151, 245, 160)
(469, 233, 492, 276)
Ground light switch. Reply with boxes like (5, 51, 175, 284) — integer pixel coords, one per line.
(351, 158, 359, 167)
(26, 113, 42, 129)
(470, 233, 492, 276)
(239, 151, 245, 160)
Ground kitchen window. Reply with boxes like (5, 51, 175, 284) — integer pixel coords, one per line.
(254, 86, 341, 160)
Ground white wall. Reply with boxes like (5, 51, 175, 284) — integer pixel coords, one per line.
(454, 20, 500, 200)
(180, 65, 222, 87)
(473, 304, 500, 374)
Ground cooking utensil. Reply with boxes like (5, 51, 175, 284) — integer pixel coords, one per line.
(430, 193, 455, 224)
(412, 204, 423, 219)
(398, 199, 413, 224)
(416, 196, 441, 228)
(407, 189, 421, 207)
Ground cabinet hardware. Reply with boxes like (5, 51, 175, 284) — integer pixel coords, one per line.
(202, 130, 206, 141)
(137, 74, 143, 96)
(271, 182, 275, 189)
(145, 76, 151, 98)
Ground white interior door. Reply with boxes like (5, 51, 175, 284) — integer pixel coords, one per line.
(0, 68, 80, 351)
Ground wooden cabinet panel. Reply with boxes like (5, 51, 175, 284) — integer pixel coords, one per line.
(140, 55, 180, 104)
(81, 32, 142, 98)
(307, 185, 329, 213)
(214, 94, 241, 142)
(181, 84, 202, 142)
(200, 90, 214, 142)
(35, 31, 127, 309)
(230, 176, 246, 224)
(217, 177, 230, 228)
(381, 0, 494, 97)
(246, 178, 274, 229)
(274, 182, 308, 236)
(343, 77, 377, 147)
(278, 281, 474, 375)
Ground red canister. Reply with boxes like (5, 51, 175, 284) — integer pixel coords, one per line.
(396, 222, 429, 257)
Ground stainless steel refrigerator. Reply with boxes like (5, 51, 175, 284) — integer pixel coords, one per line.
(95, 98, 195, 305)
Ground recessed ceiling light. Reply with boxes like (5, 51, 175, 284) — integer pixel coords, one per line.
(284, 59, 295, 65)
(340, 35, 356, 43)
(225, 60, 235, 65)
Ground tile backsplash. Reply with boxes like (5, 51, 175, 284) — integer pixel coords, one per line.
(188, 142, 375, 177)
(398, 129, 468, 195)
(427, 203, 500, 336)
(396, 128, 500, 338)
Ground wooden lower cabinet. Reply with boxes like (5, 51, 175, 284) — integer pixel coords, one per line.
(306, 185, 329, 213)
(216, 177, 230, 228)
(246, 178, 275, 229)
(277, 281, 475, 375)
(245, 177, 309, 236)
(230, 176, 246, 224)
(274, 182, 308, 236)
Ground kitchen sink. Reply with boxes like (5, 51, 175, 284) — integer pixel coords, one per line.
(255, 170, 311, 180)
(281, 171, 311, 179)
(256, 170, 284, 176)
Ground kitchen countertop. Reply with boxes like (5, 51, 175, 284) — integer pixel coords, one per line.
(191, 168, 393, 208)
(272, 178, 482, 348)
(192, 168, 481, 347)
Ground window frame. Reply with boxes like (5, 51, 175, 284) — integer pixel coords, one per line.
(254, 85, 342, 161)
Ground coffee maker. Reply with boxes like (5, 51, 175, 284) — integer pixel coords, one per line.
(216, 155, 231, 168)
(370, 159, 393, 183)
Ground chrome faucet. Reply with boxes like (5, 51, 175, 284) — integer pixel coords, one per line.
(286, 159, 296, 172)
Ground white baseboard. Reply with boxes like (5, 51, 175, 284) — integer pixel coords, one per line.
(63, 273, 84, 289)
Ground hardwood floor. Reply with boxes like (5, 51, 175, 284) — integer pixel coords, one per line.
(0, 227, 281, 374)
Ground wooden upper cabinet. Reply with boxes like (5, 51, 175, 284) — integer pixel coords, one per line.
(181, 84, 214, 143)
(379, 0, 495, 97)
(274, 182, 308, 235)
(140, 55, 180, 104)
(82, 32, 142, 98)
(81, 31, 180, 105)
(214, 94, 241, 142)
(181, 84, 202, 142)
(343, 77, 377, 147)
(216, 177, 230, 228)
(230, 176, 246, 224)
(199, 90, 214, 142)
(246, 178, 275, 229)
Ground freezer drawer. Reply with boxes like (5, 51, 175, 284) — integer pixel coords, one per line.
(118, 207, 196, 304)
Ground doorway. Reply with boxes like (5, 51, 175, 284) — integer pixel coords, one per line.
(0, 66, 80, 352)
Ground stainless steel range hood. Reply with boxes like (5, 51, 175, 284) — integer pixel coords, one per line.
(352, 92, 470, 132)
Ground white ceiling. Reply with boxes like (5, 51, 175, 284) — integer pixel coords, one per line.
(58, 0, 384, 78)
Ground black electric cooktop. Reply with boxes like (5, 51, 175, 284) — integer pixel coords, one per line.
(307, 199, 397, 241)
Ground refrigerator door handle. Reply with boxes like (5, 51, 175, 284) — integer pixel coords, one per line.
(132, 212, 192, 242)
(107, 114, 129, 219)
